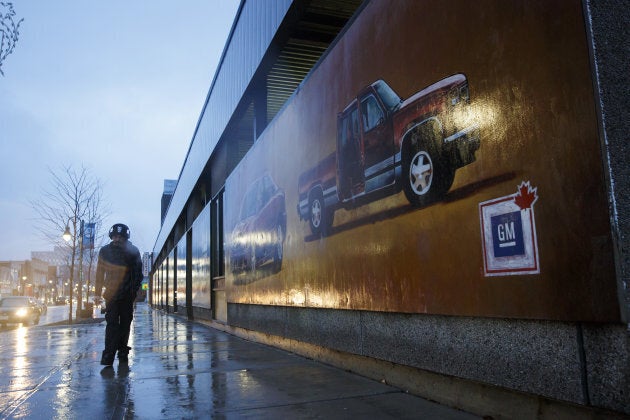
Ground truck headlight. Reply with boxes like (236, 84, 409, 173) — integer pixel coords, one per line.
(449, 84, 470, 106)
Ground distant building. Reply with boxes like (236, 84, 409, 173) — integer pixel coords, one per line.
(0, 264, 17, 297)
(32, 246, 70, 267)
(0, 258, 49, 298)
(31, 246, 94, 301)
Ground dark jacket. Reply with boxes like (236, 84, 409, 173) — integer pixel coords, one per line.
(95, 240, 143, 302)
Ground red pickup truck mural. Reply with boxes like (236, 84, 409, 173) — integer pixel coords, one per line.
(297, 74, 481, 235)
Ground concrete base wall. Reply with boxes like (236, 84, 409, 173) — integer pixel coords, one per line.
(226, 303, 629, 416)
(191, 306, 211, 321)
(585, 0, 630, 324)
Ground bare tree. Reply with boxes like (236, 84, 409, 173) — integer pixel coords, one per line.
(0, 2, 23, 76)
(31, 165, 107, 324)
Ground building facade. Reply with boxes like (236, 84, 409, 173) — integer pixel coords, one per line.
(0, 259, 50, 299)
(150, 0, 630, 416)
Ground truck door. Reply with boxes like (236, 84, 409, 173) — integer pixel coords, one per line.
(337, 104, 364, 201)
(359, 90, 395, 193)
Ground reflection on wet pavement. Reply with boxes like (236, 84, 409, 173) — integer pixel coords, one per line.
(0, 303, 478, 419)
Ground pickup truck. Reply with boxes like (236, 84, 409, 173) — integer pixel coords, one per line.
(297, 74, 480, 235)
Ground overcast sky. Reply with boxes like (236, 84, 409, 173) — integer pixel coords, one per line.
(0, 1, 239, 260)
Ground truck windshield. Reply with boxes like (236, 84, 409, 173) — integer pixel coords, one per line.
(373, 81, 401, 112)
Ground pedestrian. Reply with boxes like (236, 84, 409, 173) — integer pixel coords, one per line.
(95, 223, 143, 366)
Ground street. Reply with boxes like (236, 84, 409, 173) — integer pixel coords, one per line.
(39, 303, 82, 326)
(0, 303, 101, 332)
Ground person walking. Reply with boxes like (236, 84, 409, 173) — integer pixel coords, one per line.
(95, 223, 143, 366)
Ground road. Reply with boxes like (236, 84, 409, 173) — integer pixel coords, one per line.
(40, 304, 73, 325)
(41, 303, 103, 325)
(0, 303, 102, 332)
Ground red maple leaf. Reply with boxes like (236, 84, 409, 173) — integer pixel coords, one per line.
(514, 181, 538, 210)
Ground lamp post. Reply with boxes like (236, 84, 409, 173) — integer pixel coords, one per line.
(78, 220, 84, 316)
(63, 222, 74, 323)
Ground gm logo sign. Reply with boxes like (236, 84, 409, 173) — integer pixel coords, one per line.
(479, 182, 540, 276)
(491, 211, 524, 257)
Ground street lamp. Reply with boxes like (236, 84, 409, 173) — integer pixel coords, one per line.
(63, 225, 72, 242)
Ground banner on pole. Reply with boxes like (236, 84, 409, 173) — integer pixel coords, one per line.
(83, 222, 95, 249)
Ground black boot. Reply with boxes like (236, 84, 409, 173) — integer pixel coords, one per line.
(100, 351, 115, 366)
(118, 346, 132, 363)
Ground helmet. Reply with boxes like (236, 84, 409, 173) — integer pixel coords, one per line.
(109, 223, 130, 239)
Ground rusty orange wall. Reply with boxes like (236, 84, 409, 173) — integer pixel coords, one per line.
(224, 0, 619, 322)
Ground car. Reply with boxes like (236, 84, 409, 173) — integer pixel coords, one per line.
(230, 173, 287, 274)
(0, 296, 41, 327)
(88, 295, 103, 307)
(36, 299, 47, 315)
(54, 297, 68, 305)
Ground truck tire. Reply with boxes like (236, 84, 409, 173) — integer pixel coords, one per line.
(402, 129, 455, 207)
(309, 189, 334, 236)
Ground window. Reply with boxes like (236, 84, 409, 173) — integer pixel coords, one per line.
(373, 80, 401, 111)
(361, 95, 384, 132)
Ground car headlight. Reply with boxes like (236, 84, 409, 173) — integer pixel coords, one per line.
(16, 308, 27, 317)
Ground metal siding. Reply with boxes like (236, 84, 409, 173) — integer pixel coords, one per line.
(154, 0, 292, 255)
(191, 204, 211, 309)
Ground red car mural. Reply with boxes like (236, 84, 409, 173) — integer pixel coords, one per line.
(230, 173, 287, 274)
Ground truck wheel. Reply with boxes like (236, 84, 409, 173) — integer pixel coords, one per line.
(309, 190, 334, 236)
(309, 191, 324, 235)
(402, 133, 454, 207)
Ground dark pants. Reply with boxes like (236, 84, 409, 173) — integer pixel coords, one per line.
(104, 297, 134, 356)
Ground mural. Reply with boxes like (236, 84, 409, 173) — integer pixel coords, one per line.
(297, 74, 480, 236)
(224, 0, 619, 321)
(230, 173, 286, 278)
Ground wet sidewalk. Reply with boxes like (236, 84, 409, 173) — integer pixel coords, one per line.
(0, 303, 479, 419)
